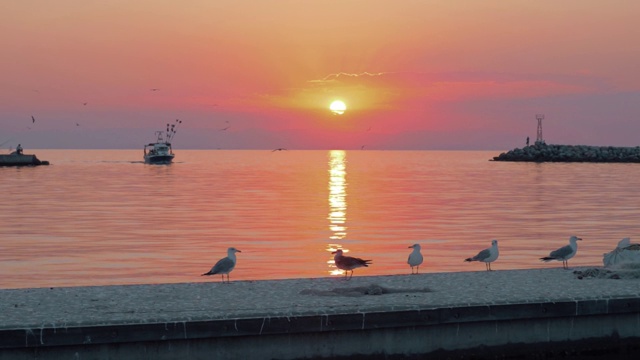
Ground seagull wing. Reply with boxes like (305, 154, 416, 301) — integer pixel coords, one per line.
(408, 251, 423, 266)
(470, 248, 491, 262)
(204, 257, 235, 275)
(338, 255, 371, 269)
(549, 245, 573, 260)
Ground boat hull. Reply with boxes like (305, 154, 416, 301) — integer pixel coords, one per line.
(0, 154, 49, 166)
(144, 154, 174, 164)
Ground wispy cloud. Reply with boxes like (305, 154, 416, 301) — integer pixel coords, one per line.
(309, 72, 388, 84)
(306, 71, 609, 102)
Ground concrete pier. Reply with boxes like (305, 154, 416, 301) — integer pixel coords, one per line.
(1, 269, 640, 359)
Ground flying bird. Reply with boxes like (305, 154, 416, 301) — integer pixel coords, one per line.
(332, 249, 371, 280)
(220, 126, 230, 131)
(201, 247, 241, 283)
(150, 88, 160, 91)
(464, 240, 499, 271)
(540, 236, 582, 269)
(272, 148, 287, 152)
(83, 102, 88, 106)
(31, 115, 35, 123)
(407, 243, 424, 274)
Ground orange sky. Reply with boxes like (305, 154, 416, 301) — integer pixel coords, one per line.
(2, 1, 640, 150)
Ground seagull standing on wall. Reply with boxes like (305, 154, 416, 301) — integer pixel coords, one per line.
(407, 244, 424, 274)
(464, 240, 499, 271)
(202, 247, 241, 283)
(540, 236, 582, 269)
(332, 249, 371, 280)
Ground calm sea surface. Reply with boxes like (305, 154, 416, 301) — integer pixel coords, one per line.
(1, 150, 639, 289)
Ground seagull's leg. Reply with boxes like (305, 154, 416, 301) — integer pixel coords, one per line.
(220, 274, 224, 283)
(416, 266, 419, 274)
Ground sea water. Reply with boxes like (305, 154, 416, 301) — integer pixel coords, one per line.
(1, 149, 639, 289)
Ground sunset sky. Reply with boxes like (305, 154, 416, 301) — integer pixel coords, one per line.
(2, 0, 639, 150)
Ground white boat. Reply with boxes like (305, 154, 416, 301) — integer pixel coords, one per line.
(144, 120, 181, 164)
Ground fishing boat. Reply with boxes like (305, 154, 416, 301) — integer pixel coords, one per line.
(143, 120, 182, 164)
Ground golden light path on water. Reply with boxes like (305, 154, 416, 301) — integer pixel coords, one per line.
(327, 150, 348, 276)
(3, 150, 639, 289)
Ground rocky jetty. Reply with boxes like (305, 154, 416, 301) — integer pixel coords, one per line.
(492, 143, 640, 163)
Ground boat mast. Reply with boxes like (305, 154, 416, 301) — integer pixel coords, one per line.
(166, 119, 182, 143)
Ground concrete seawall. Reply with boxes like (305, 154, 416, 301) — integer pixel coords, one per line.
(1, 269, 640, 359)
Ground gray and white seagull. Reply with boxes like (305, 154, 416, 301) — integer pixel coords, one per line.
(202, 247, 241, 283)
(540, 235, 581, 269)
(407, 243, 424, 274)
(464, 239, 499, 271)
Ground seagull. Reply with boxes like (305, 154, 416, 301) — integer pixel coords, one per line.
(83, 102, 88, 106)
(31, 115, 35, 123)
(220, 126, 230, 131)
(332, 249, 371, 280)
(540, 236, 582, 269)
(464, 240, 499, 271)
(408, 244, 424, 274)
(201, 247, 241, 283)
(272, 148, 287, 152)
(150, 88, 160, 91)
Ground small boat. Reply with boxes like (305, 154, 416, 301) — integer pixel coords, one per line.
(0, 153, 49, 167)
(0, 145, 49, 167)
(143, 120, 182, 164)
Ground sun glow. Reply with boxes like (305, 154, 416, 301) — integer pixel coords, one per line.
(329, 100, 347, 115)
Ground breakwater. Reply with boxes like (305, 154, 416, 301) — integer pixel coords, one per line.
(492, 143, 640, 162)
(2, 269, 640, 359)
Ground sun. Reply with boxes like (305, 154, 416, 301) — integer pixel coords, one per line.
(329, 100, 347, 115)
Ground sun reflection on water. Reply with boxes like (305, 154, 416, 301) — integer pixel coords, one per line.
(327, 150, 348, 275)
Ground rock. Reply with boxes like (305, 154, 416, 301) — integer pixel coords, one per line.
(492, 143, 640, 163)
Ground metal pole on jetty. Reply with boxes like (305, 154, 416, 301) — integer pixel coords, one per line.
(535, 113, 545, 145)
